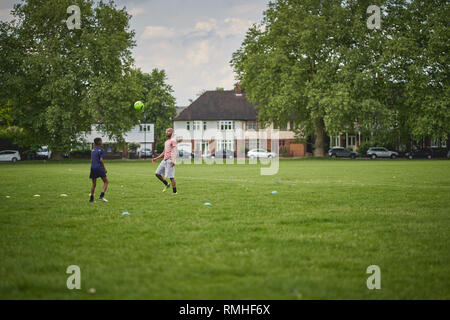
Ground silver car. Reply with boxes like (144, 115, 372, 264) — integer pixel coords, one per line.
(367, 147, 398, 159)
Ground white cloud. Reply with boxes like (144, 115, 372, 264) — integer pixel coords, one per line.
(131, 1, 269, 105)
(186, 40, 213, 66)
(194, 18, 217, 32)
(220, 18, 254, 37)
(141, 26, 176, 40)
(129, 7, 145, 17)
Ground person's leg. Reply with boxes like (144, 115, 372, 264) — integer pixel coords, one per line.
(170, 178, 177, 194)
(90, 178, 96, 202)
(155, 161, 170, 190)
(155, 173, 169, 185)
(99, 176, 108, 199)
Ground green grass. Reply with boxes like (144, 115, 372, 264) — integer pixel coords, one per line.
(0, 158, 449, 299)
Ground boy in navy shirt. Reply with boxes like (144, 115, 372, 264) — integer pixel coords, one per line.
(90, 138, 109, 202)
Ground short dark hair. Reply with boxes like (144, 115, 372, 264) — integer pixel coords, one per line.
(94, 138, 102, 146)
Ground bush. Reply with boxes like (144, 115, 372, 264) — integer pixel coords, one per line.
(358, 141, 375, 156)
(128, 142, 140, 152)
(156, 141, 165, 153)
(279, 146, 290, 157)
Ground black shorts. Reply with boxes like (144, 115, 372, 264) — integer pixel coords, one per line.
(90, 167, 106, 179)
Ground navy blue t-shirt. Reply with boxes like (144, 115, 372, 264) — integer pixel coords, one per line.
(91, 147, 105, 169)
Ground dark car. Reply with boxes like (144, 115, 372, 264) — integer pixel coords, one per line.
(405, 149, 432, 160)
(328, 147, 358, 159)
(206, 150, 234, 159)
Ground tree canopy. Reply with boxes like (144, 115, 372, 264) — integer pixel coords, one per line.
(0, 0, 176, 156)
(231, 0, 449, 155)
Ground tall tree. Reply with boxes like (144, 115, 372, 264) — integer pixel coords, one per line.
(135, 69, 177, 144)
(382, 0, 449, 145)
(0, 0, 142, 158)
(231, 0, 448, 155)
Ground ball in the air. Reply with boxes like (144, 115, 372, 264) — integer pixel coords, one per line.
(134, 101, 144, 111)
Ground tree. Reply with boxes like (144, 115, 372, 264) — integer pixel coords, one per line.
(0, 0, 142, 158)
(135, 69, 177, 144)
(381, 0, 449, 145)
(231, 0, 396, 156)
(232, 0, 448, 155)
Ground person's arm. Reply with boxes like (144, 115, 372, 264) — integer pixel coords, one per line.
(100, 158, 107, 173)
(99, 150, 107, 173)
(152, 150, 164, 162)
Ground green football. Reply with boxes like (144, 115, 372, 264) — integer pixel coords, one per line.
(134, 101, 144, 111)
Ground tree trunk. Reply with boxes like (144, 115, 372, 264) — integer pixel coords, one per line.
(51, 151, 64, 160)
(313, 117, 326, 157)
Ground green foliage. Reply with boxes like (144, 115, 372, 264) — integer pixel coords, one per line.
(279, 146, 289, 157)
(0, 0, 142, 152)
(231, 0, 449, 155)
(128, 142, 140, 152)
(135, 69, 177, 144)
(156, 141, 165, 153)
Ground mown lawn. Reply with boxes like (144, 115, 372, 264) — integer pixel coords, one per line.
(0, 158, 449, 299)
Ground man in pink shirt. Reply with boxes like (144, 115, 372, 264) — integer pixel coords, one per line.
(152, 128, 178, 194)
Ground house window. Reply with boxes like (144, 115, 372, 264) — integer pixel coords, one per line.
(203, 122, 207, 130)
(275, 123, 287, 130)
(193, 121, 201, 130)
(247, 121, 257, 130)
(220, 121, 233, 130)
(186, 121, 190, 130)
(289, 121, 294, 130)
(348, 136, 356, 146)
(218, 140, 233, 151)
(333, 136, 340, 147)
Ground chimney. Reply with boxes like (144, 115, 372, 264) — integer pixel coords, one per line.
(234, 83, 243, 96)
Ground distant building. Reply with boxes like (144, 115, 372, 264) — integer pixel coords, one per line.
(81, 124, 154, 158)
(173, 85, 303, 157)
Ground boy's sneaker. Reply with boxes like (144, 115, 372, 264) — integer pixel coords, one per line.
(99, 197, 108, 202)
(162, 184, 170, 192)
(89, 198, 94, 202)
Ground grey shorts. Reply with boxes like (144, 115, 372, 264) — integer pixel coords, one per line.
(155, 159, 175, 179)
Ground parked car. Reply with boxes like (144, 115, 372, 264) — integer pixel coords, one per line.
(206, 150, 234, 159)
(405, 149, 432, 159)
(247, 149, 276, 159)
(0, 150, 21, 162)
(367, 147, 399, 159)
(328, 147, 358, 159)
(138, 148, 153, 158)
(36, 146, 51, 159)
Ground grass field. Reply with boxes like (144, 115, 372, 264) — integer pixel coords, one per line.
(0, 158, 449, 299)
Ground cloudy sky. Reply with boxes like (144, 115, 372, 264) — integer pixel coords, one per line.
(0, 0, 270, 106)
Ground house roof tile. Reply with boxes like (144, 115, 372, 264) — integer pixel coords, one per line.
(174, 90, 258, 121)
